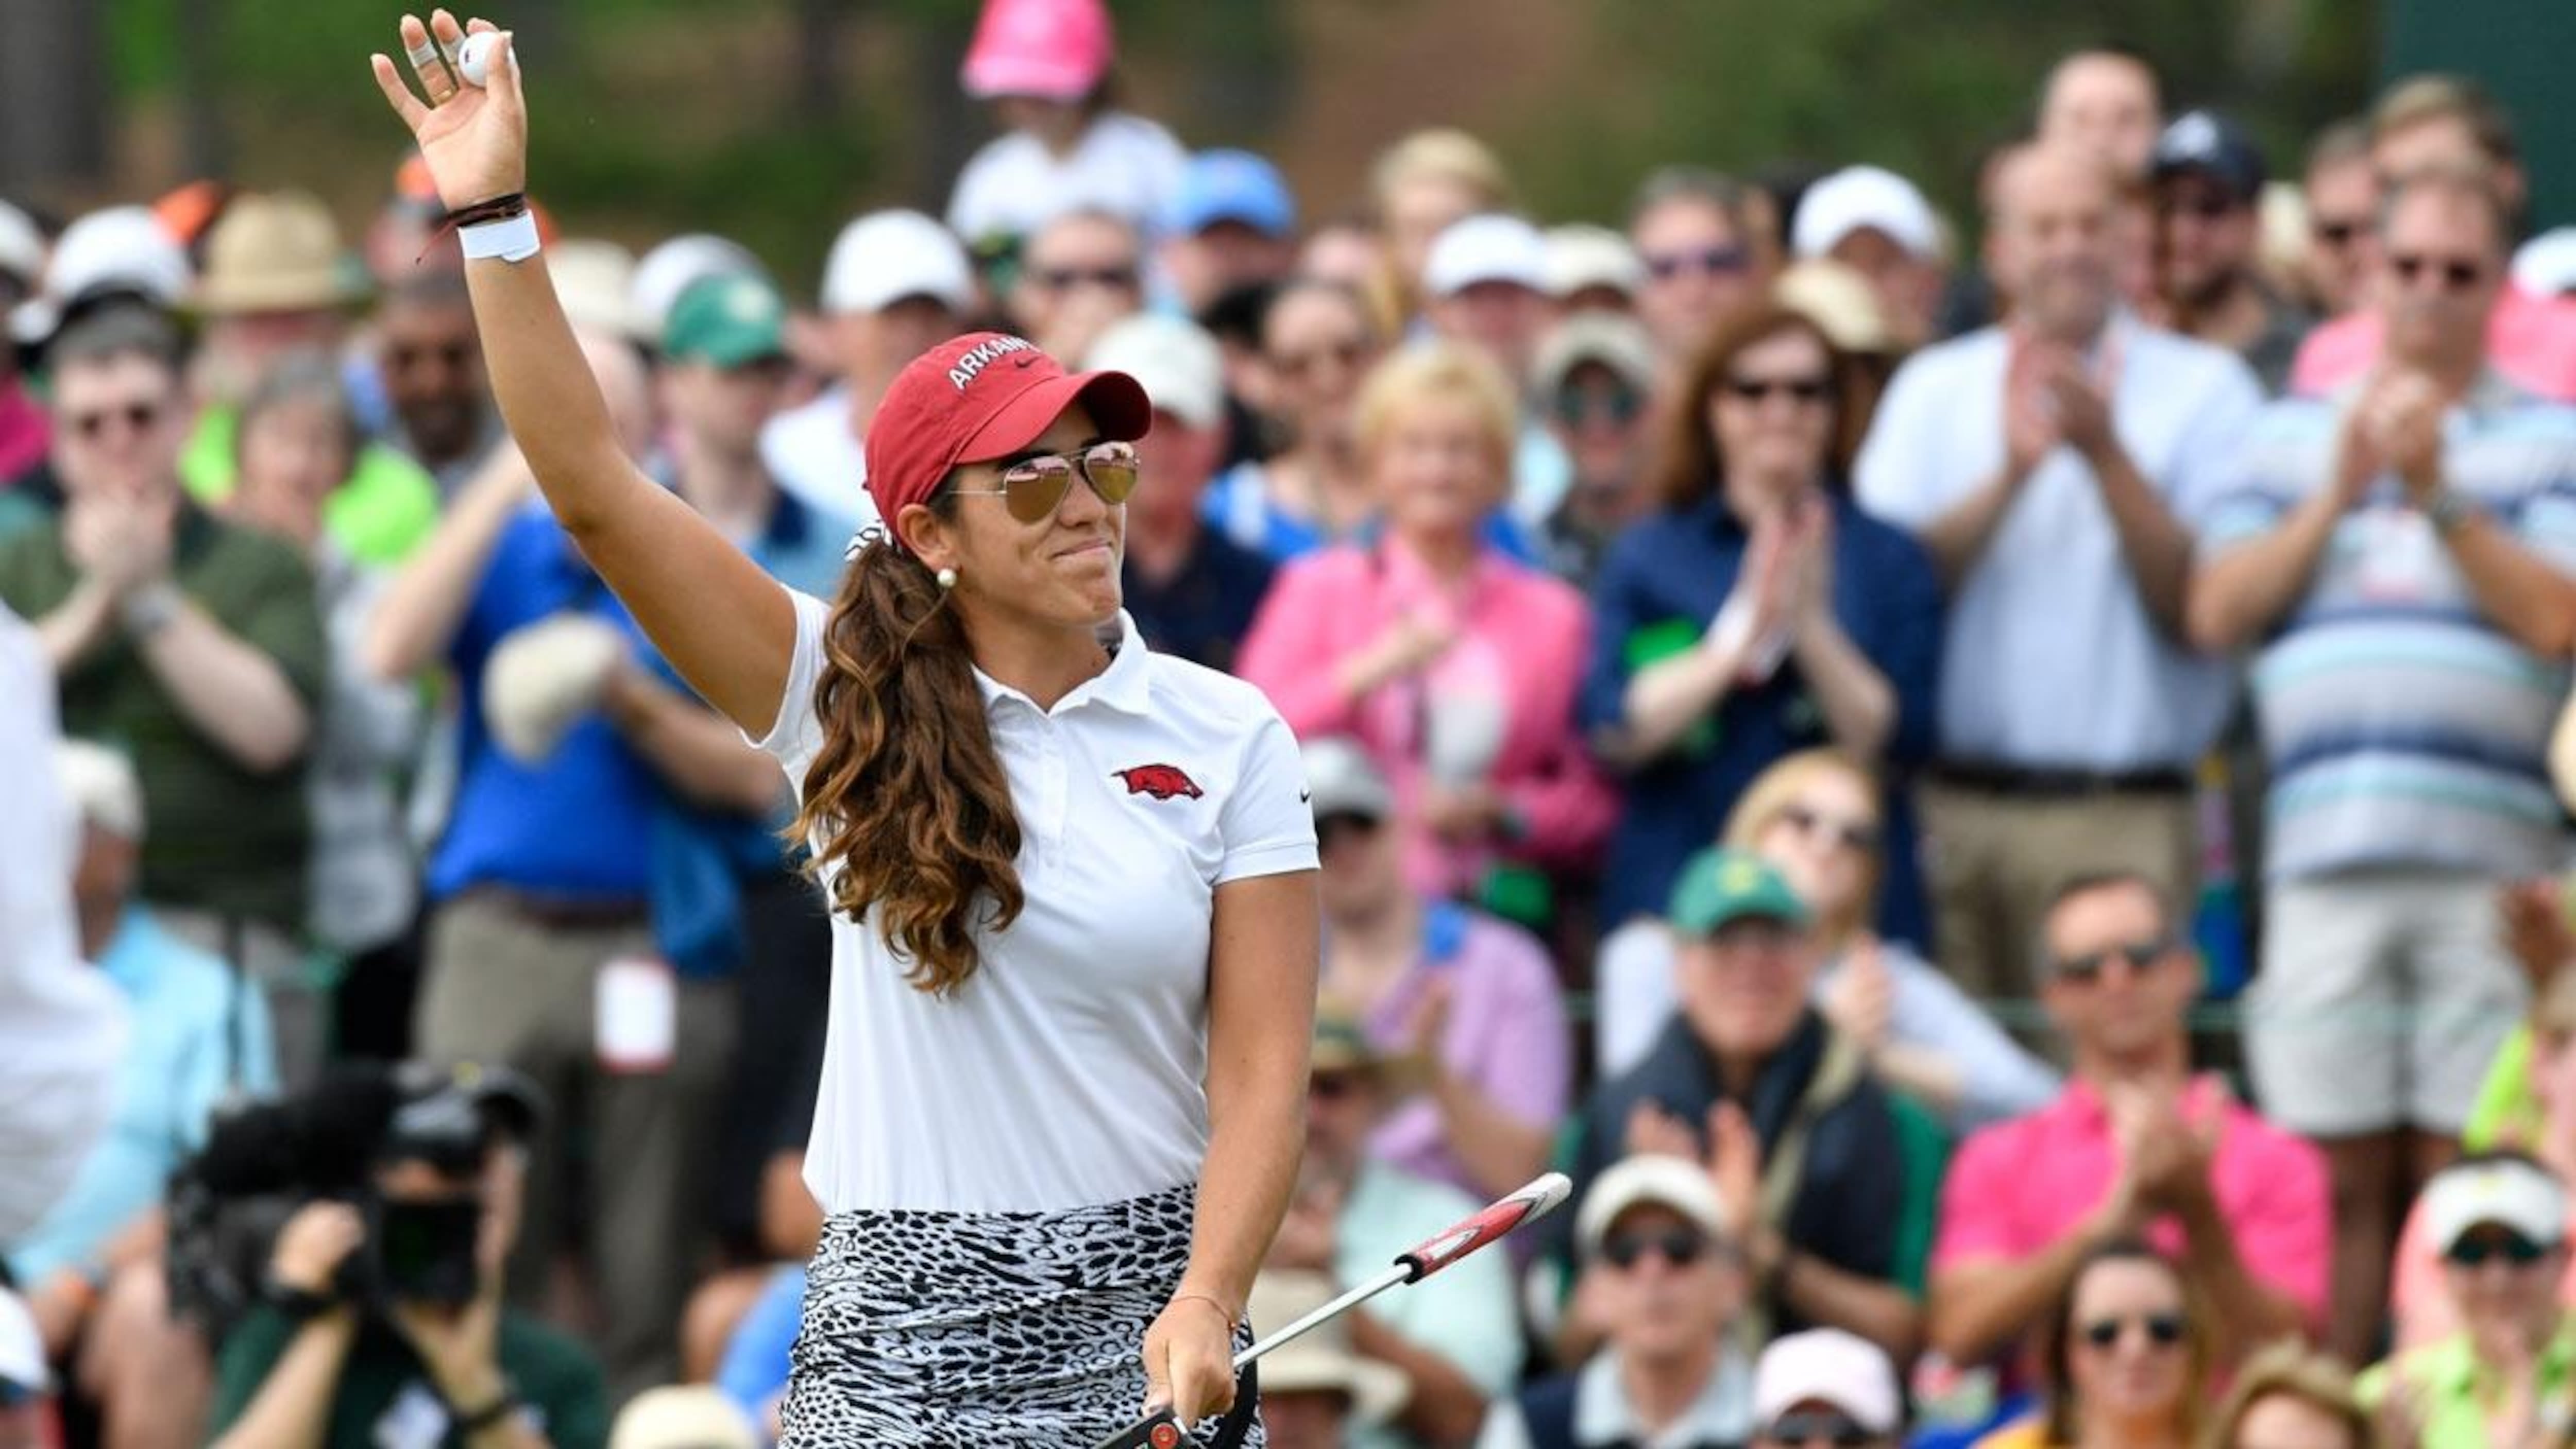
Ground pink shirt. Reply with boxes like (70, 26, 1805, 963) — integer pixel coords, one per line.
(1236, 537, 1617, 899)
(2290, 284, 2576, 401)
(1354, 905, 1571, 1198)
(1933, 1076, 2331, 1325)
(0, 377, 47, 483)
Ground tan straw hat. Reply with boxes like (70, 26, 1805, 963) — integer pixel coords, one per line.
(194, 191, 366, 316)
(1245, 1271, 1410, 1424)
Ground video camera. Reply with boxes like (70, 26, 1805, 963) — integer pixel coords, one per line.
(165, 1060, 543, 1334)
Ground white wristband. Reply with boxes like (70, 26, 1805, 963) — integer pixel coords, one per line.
(460, 211, 541, 263)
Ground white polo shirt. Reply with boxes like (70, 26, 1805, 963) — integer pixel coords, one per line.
(754, 587, 1319, 1214)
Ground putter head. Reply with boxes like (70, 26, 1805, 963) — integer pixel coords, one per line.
(1091, 1408, 1189, 1449)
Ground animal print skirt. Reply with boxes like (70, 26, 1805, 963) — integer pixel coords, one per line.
(778, 1183, 1263, 1448)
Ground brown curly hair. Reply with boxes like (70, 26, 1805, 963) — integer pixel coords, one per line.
(788, 503, 1023, 996)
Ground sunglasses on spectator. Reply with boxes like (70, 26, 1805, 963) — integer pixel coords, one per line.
(1553, 382, 1644, 428)
(2052, 936, 2173, 985)
(1315, 812, 1383, 852)
(1601, 1226, 1711, 1270)
(1646, 245, 1751, 281)
(2080, 1312, 2187, 1351)
(2389, 252, 2486, 292)
(386, 341, 477, 374)
(2444, 1230, 2552, 1268)
(1270, 339, 1371, 381)
(1780, 804, 1879, 855)
(1764, 1411, 1879, 1447)
(68, 400, 165, 441)
(2311, 218, 2369, 250)
(2161, 193, 2244, 221)
(1722, 374, 1835, 406)
(1030, 264, 1141, 294)
(948, 440, 1140, 524)
(1308, 1070, 1368, 1102)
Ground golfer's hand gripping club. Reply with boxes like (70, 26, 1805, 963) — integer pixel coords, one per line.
(1093, 1173, 1573, 1449)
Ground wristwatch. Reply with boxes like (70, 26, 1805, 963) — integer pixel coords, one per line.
(260, 1275, 339, 1322)
(120, 582, 183, 638)
(2423, 488, 2478, 537)
(452, 1383, 523, 1435)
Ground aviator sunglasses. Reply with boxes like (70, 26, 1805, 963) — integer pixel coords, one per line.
(950, 440, 1142, 523)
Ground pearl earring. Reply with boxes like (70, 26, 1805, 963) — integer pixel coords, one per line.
(936, 566, 958, 591)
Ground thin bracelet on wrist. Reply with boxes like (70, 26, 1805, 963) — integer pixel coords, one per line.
(1170, 1291, 1240, 1331)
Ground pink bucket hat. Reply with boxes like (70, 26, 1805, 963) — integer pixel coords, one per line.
(960, 0, 1113, 103)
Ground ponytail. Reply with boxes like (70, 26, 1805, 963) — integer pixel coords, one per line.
(788, 526, 1024, 994)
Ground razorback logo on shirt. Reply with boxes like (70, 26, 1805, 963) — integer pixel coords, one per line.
(1114, 764, 1204, 801)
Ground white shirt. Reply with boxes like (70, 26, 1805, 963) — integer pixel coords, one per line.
(1855, 315, 2263, 769)
(760, 387, 880, 529)
(1474, 1349, 1755, 1449)
(945, 111, 1189, 245)
(754, 588, 1318, 1213)
(0, 606, 128, 1241)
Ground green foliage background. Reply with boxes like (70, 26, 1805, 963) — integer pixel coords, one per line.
(94, 0, 2377, 293)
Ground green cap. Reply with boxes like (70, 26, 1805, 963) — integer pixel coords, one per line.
(1667, 847, 1811, 939)
(662, 271, 788, 368)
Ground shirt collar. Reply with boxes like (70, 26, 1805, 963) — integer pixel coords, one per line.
(2058, 1073, 2225, 1130)
(1573, 1346, 1753, 1445)
(2417, 1316, 2576, 1399)
(970, 610, 1154, 717)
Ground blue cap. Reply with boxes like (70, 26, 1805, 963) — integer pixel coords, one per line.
(1168, 149, 1296, 240)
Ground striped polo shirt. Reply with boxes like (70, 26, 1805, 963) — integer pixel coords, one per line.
(2201, 373, 2576, 881)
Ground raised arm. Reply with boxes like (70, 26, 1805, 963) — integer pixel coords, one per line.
(369, 11, 793, 735)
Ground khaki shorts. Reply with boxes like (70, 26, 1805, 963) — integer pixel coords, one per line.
(2244, 870, 2528, 1137)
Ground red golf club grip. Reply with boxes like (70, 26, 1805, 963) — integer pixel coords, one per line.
(1396, 1172, 1572, 1282)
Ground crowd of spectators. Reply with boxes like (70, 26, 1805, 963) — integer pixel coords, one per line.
(7, 0, 2576, 1445)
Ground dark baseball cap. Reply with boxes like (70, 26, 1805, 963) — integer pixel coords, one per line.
(2151, 110, 2267, 204)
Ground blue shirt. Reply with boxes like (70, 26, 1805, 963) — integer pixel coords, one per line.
(2202, 374, 2576, 880)
(1580, 490, 1943, 931)
(643, 488, 859, 978)
(715, 1264, 805, 1426)
(8, 907, 278, 1283)
(1122, 529, 1274, 674)
(427, 508, 658, 902)
(1857, 316, 2263, 769)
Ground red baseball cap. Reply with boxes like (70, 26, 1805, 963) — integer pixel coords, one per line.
(865, 332, 1152, 531)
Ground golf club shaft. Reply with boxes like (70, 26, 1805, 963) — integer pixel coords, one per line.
(1228, 1262, 1410, 1371)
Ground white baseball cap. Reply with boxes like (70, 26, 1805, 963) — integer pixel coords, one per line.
(0, 200, 42, 290)
(1544, 224, 1647, 302)
(1301, 736, 1395, 821)
(1533, 312, 1658, 398)
(2515, 228, 2576, 300)
(1086, 312, 1224, 431)
(1573, 1153, 1730, 1258)
(1424, 214, 1549, 299)
(55, 740, 145, 842)
(2424, 1155, 2569, 1255)
(629, 233, 767, 345)
(1793, 166, 1940, 262)
(822, 209, 974, 316)
(11, 204, 193, 347)
(0, 1287, 47, 1396)
(1753, 1328, 1902, 1435)
(1776, 258, 1896, 355)
(549, 238, 643, 342)
(608, 1386, 755, 1449)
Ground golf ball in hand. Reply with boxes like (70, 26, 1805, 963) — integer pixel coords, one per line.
(456, 31, 501, 87)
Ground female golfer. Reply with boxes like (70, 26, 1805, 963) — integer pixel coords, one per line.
(371, 14, 1317, 1445)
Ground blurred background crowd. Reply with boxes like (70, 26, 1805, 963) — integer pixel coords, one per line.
(5, 0, 2576, 1446)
